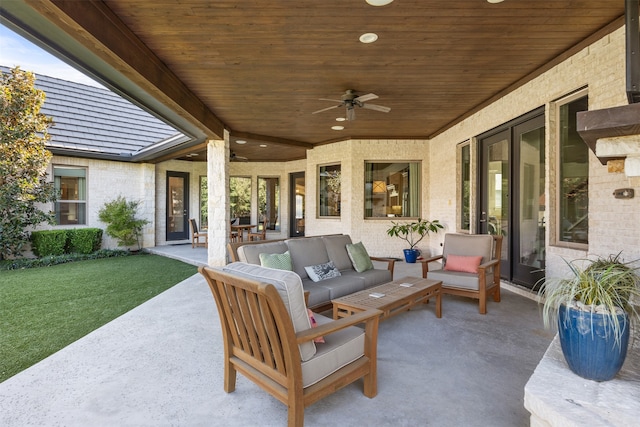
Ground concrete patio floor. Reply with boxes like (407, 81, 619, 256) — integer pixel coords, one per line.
(0, 244, 554, 426)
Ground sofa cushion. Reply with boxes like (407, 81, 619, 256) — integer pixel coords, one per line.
(303, 281, 332, 308)
(237, 241, 288, 264)
(304, 274, 366, 299)
(259, 251, 293, 271)
(301, 313, 365, 388)
(322, 235, 354, 271)
(346, 242, 374, 272)
(343, 268, 392, 288)
(286, 237, 330, 280)
(221, 262, 316, 361)
(304, 261, 341, 282)
(444, 254, 483, 273)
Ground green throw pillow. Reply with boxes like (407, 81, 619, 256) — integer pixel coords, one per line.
(346, 242, 374, 273)
(259, 251, 293, 271)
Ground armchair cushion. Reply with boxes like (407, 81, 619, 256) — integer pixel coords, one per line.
(444, 254, 483, 273)
(442, 233, 494, 264)
(301, 313, 365, 388)
(222, 262, 316, 361)
(346, 242, 374, 273)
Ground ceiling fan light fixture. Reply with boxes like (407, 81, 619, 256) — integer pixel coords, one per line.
(366, 0, 394, 6)
(359, 33, 378, 44)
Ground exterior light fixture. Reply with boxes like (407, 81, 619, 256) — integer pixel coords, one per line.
(236, 140, 247, 144)
(331, 125, 345, 131)
(336, 117, 346, 122)
(487, 0, 505, 3)
(259, 144, 267, 147)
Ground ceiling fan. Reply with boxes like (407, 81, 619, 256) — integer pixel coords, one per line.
(312, 89, 391, 121)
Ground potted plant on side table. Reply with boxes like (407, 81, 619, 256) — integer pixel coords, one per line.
(537, 253, 640, 381)
(386, 218, 443, 263)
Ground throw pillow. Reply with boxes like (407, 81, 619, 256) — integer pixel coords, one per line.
(259, 251, 293, 271)
(304, 261, 341, 282)
(346, 241, 374, 273)
(444, 254, 483, 273)
(307, 309, 325, 343)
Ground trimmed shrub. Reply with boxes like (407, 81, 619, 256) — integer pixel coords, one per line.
(0, 249, 130, 270)
(30, 230, 67, 257)
(68, 228, 103, 254)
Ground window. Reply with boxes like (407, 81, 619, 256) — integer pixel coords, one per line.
(230, 176, 251, 224)
(557, 93, 588, 245)
(54, 166, 86, 225)
(460, 143, 471, 231)
(318, 164, 341, 217)
(364, 162, 420, 218)
(258, 177, 280, 231)
(199, 175, 208, 228)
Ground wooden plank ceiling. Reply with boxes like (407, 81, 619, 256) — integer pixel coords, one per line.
(6, 1, 627, 161)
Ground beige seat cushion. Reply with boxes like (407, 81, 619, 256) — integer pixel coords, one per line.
(301, 313, 365, 388)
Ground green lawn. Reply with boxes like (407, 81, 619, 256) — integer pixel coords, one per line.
(0, 254, 197, 382)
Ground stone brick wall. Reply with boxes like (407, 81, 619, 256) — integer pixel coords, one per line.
(45, 156, 155, 250)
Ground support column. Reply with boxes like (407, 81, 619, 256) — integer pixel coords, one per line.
(206, 131, 230, 266)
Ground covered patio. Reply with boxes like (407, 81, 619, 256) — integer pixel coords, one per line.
(0, 247, 554, 426)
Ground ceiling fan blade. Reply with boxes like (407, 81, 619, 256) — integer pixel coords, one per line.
(318, 98, 343, 103)
(312, 104, 341, 114)
(362, 103, 391, 113)
(354, 93, 378, 103)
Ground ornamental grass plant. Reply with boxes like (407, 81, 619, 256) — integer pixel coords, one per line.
(538, 253, 640, 348)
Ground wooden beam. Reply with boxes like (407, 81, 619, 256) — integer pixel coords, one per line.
(28, 0, 225, 139)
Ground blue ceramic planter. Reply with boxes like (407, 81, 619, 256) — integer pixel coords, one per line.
(558, 304, 630, 381)
(403, 249, 420, 263)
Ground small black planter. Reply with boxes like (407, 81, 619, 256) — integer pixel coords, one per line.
(558, 304, 630, 381)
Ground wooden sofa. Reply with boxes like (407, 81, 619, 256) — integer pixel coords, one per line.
(228, 235, 395, 311)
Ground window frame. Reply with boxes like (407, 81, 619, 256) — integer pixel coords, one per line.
(554, 89, 589, 249)
(229, 176, 252, 224)
(258, 176, 280, 231)
(53, 165, 87, 226)
(363, 161, 421, 220)
(317, 163, 341, 218)
(458, 142, 471, 232)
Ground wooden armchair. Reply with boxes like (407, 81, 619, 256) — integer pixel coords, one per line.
(189, 218, 208, 248)
(199, 264, 381, 427)
(248, 216, 268, 241)
(421, 234, 502, 314)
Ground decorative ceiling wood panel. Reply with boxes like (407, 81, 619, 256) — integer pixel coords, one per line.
(3, 0, 626, 161)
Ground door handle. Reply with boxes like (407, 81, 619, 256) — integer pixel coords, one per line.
(479, 211, 487, 223)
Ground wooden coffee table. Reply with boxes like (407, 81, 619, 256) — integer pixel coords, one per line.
(332, 276, 442, 321)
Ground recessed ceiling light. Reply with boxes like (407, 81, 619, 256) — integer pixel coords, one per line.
(366, 0, 394, 5)
(331, 125, 345, 131)
(336, 117, 346, 122)
(359, 33, 378, 44)
(259, 144, 267, 147)
(487, 0, 504, 3)
(236, 140, 247, 144)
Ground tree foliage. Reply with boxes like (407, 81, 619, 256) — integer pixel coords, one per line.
(98, 196, 149, 250)
(0, 67, 57, 259)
